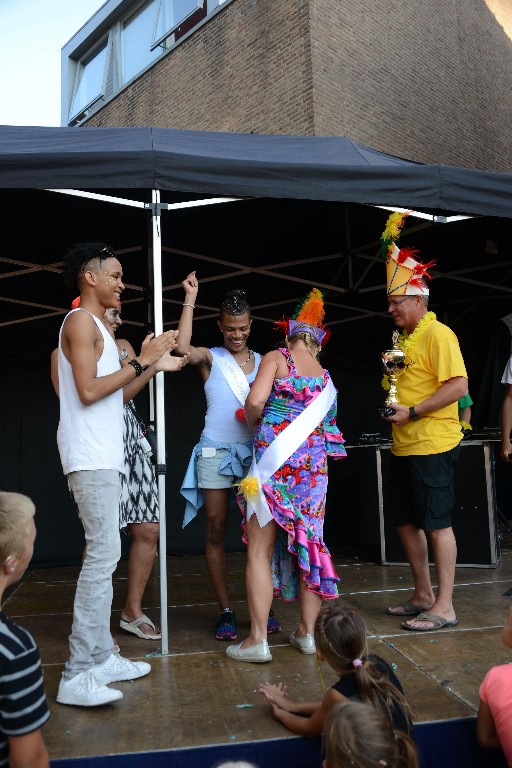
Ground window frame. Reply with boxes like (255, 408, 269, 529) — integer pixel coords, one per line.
(68, 36, 111, 124)
(150, 0, 204, 51)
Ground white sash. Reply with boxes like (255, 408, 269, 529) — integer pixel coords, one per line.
(246, 378, 336, 527)
(211, 347, 250, 406)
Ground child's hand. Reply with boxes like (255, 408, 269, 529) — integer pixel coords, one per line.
(259, 682, 290, 712)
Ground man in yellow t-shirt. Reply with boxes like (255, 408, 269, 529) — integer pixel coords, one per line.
(380, 213, 468, 632)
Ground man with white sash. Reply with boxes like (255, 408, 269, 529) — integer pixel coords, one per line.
(226, 288, 347, 664)
(176, 272, 281, 641)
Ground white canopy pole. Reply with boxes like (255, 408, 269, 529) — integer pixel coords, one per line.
(150, 189, 170, 655)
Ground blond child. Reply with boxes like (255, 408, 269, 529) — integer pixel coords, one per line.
(0, 492, 49, 767)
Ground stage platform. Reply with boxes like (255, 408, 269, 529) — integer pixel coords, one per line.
(8, 546, 512, 767)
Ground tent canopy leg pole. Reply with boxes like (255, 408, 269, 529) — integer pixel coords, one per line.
(151, 189, 170, 656)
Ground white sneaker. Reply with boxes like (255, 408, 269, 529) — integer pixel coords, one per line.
(57, 670, 123, 707)
(93, 651, 151, 684)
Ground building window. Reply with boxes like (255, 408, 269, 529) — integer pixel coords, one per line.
(122, 1, 161, 84)
(152, 0, 204, 49)
(69, 40, 109, 123)
(63, 0, 222, 125)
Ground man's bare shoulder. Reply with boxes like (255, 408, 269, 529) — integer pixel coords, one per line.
(62, 309, 98, 341)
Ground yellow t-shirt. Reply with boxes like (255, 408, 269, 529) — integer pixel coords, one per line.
(392, 320, 467, 456)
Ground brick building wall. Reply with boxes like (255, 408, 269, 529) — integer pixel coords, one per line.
(86, 0, 316, 135)
(308, 0, 512, 170)
(85, 0, 512, 172)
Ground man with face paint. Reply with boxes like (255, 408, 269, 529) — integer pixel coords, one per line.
(55, 242, 178, 707)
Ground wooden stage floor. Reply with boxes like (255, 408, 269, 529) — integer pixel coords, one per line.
(8, 546, 512, 764)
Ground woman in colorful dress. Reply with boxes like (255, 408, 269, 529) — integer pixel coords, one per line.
(227, 289, 346, 663)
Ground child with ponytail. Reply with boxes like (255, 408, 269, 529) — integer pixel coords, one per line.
(323, 701, 419, 768)
(259, 604, 413, 737)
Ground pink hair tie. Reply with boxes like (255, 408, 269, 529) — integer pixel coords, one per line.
(352, 658, 363, 669)
(71, 296, 81, 309)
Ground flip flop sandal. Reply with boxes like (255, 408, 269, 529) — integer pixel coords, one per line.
(386, 600, 429, 617)
(120, 614, 162, 640)
(402, 611, 459, 632)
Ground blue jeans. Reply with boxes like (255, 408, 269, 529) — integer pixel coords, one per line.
(64, 469, 121, 680)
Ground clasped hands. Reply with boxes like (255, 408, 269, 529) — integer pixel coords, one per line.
(139, 330, 189, 373)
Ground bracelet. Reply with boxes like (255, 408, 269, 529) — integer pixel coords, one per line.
(183, 303, 195, 309)
(128, 359, 143, 377)
(409, 406, 420, 421)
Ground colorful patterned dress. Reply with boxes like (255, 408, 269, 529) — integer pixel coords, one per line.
(240, 348, 346, 600)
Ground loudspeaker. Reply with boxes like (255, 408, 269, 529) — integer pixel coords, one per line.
(378, 441, 500, 567)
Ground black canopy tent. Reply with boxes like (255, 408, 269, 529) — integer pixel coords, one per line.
(3, 124, 512, 216)
(2, 125, 512, 652)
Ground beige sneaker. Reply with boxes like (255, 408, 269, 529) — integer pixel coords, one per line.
(226, 639, 272, 663)
(289, 630, 316, 654)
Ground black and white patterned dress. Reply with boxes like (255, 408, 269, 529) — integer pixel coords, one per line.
(119, 401, 159, 528)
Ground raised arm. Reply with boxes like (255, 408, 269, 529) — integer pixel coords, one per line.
(175, 271, 211, 369)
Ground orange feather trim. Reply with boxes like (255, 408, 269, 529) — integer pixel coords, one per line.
(295, 288, 325, 327)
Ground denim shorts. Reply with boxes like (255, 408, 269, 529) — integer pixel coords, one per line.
(197, 448, 239, 489)
(388, 445, 460, 531)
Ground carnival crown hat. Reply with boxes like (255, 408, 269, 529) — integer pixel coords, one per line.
(275, 288, 330, 345)
(381, 212, 435, 296)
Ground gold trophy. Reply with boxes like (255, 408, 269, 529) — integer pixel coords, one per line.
(379, 331, 405, 416)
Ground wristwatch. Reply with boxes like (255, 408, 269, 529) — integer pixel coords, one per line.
(409, 406, 420, 421)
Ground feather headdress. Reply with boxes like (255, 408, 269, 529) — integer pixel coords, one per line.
(275, 287, 330, 344)
(381, 212, 435, 296)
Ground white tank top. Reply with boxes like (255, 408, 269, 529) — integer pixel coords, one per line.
(203, 347, 261, 443)
(57, 309, 125, 475)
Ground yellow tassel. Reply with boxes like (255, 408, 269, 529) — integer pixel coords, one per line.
(239, 475, 259, 501)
